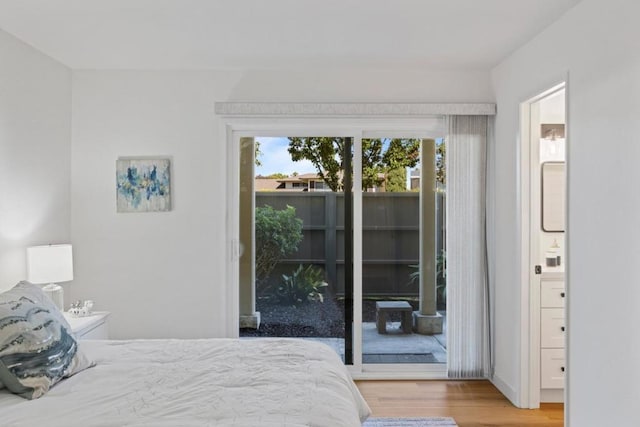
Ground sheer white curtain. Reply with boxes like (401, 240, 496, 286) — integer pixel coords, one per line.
(446, 115, 491, 378)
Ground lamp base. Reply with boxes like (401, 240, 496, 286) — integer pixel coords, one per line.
(42, 283, 64, 311)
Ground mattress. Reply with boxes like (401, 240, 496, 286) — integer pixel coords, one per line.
(0, 338, 371, 426)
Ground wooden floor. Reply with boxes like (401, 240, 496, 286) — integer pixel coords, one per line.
(356, 380, 563, 427)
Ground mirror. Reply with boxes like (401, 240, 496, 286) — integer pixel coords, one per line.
(541, 162, 565, 232)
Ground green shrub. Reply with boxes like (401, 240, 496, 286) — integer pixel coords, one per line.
(255, 205, 303, 287)
(274, 264, 328, 306)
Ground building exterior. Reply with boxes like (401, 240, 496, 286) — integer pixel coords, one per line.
(257, 172, 390, 192)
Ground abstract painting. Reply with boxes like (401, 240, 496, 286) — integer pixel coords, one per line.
(116, 158, 171, 212)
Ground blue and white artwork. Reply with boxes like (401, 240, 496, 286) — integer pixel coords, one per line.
(116, 158, 171, 212)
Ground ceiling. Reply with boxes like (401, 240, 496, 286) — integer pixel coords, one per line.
(0, 0, 582, 70)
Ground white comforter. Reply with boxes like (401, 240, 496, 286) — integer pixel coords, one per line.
(0, 338, 371, 426)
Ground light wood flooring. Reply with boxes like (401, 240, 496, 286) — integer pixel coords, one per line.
(356, 380, 563, 427)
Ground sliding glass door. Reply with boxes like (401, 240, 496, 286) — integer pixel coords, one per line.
(236, 129, 446, 372)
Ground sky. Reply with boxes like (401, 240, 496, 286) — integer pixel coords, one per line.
(255, 137, 316, 176)
(255, 136, 439, 180)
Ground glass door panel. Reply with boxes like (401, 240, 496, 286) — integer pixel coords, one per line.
(360, 138, 446, 364)
(239, 136, 353, 363)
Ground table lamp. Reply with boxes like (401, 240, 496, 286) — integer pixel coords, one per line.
(27, 244, 73, 310)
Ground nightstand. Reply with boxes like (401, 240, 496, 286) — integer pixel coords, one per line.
(62, 311, 111, 339)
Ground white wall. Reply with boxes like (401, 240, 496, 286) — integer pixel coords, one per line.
(491, 0, 640, 424)
(70, 68, 493, 339)
(71, 71, 235, 339)
(0, 29, 71, 291)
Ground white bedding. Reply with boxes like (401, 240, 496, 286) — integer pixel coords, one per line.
(0, 338, 371, 426)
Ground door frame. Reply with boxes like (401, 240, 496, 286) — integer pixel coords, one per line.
(220, 114, 448, 378)
(518, 81, 568, 408)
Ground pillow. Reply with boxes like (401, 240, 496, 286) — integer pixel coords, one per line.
(0, 281, 94, 399)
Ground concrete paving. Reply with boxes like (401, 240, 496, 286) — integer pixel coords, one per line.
(243, 312, 447, 364)
(304, 316, 447, 364)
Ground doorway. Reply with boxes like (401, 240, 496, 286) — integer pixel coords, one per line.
(230, 123, 447, 378)
(521, 83, 567, 409)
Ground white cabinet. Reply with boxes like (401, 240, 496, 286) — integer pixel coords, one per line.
(540, 275, 565, 401)
(540, 308, 565, 348)
(541, 348, 566, 389)
(540, 280, 565, 308)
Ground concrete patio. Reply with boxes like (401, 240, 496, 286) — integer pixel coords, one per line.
(303, 313, 447, 364)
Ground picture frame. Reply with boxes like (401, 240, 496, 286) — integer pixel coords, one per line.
(116, 157, 171, 213)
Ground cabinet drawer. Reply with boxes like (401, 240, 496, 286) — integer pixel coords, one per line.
(541, 280, 565, 308)
(541, 308, 565, 348)
(541, 348, 565, 389)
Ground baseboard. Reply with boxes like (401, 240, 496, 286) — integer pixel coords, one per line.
(540, 388, 564, 403)
(490, 373, 520, 407)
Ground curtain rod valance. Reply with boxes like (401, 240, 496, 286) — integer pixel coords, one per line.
(215, 102, 496, 117)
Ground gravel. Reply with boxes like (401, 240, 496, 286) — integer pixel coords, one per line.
(240, 298, 421, 338)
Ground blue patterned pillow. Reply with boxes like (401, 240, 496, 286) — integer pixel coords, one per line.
(0, 281, 94, 399)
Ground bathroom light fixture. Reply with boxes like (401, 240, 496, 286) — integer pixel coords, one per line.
(544, 128, 558, 141)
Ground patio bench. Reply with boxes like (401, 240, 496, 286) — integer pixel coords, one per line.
(376, 301, 413, 334)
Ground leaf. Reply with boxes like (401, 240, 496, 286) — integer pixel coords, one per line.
(288, 137, 423, 192)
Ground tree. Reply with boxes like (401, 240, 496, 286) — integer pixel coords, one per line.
(436, 140, 446, 185)
(380, 138, 421, 191)
(265, 173, 288, 179)
(385, 166, 407, 192)
(287, 137, 420, 191)
(255, 140, 262, 167)
(288, 137, 345, 191)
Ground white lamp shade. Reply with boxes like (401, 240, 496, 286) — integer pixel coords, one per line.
(27, 244, 74, 284)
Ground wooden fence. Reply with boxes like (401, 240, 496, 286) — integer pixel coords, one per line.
(256, 191, 445, 297)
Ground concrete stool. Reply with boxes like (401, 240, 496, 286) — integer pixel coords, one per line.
(376, 301, 413, 334)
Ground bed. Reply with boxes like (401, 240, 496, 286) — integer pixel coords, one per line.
(0, 338, 371, 426)
(0, 282, 370, 426)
